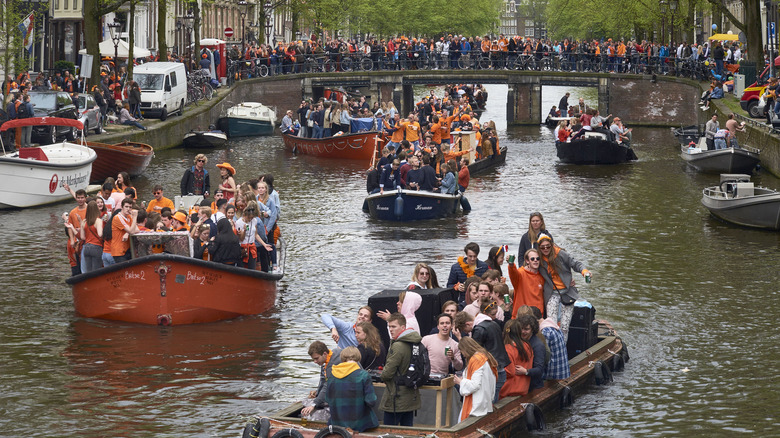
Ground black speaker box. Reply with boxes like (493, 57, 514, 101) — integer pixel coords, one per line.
(566, 304, 597, 360)
(368, 288, 458, 348)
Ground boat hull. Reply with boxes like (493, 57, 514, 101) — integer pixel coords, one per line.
(87, 140, 154, 183)
(183, 132, 228, 149)
(66, 254, 282, 325)
(282, 131, 379, 161)
(0, 143, 96, 209)
(264, 320, 625, 438)
(468, 146, 507, 176)
(702, 187, 780, 230)
(365, 189, 461, 221)
(681, 145, 760, 174)
(217, 116, 274, 137)
(556, 138, 637, 164)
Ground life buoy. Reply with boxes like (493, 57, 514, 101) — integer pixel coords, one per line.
(594, 360, 613, 385)
(271, 429, 305, 438)
(559, 385, 573, 408)
(524, 403, 546, 431)
(612, 352, 626, 372)
(242, 417, 270, 438)
(313, 425, 352, 438)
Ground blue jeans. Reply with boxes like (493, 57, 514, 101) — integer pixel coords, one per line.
(312, 125, 323, 138)
(715, 59, 723, 77)
(102, 252, 115, 266)
(714, 138, 727, 150)
(123, 120, 146, 130)
(494, 369, 506, 403)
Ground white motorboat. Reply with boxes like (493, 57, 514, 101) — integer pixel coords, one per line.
(681, 137, 760, 174)
(0, 117, 97, 209)
(701, 174, 780, 230)
(216, 102, 276, 137)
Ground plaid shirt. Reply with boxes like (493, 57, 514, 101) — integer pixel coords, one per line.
(542, 326, 571, 380)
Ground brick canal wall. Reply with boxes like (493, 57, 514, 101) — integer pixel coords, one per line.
(608, 77, 701, 127)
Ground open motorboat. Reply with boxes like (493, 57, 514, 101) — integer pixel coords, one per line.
(701, 174, 780, 230)
(86, 140, 154, 183)
(556, 131, 638, 165)
(182, 128, 228, 148)
(545, 115, 571, 128)
(681, 137, 760, 174)
(66, 232, 286, 325)
(217, 102, 276, 137)
(0, 117, 96, 209)
(673, 124, 703, 146)
(364, 188, 464, 221)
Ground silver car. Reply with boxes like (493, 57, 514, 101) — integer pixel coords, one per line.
(77, 94, 103, 136)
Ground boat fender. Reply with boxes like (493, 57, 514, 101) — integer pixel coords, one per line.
(460, 195, 472, 212)
(157, 314, 172, 326)
(394, 192, 404, 217)
(612, 352, 625, 372)
(242, 417, 270, 438)
(524, 403, 546, 431)
(621, 342, 630, 363)
(313, 425, 352, 438)
(594, 360, 613, 385)
(270, 429, 305, 438)
(559, 385, 573, 408)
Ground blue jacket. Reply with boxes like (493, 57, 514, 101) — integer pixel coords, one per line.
(446, 259, 489, 288)
(440, 172, 457, 194)
(379, 163, 399, 190)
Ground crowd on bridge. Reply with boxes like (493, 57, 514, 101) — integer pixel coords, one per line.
(228, 33, 747, 79)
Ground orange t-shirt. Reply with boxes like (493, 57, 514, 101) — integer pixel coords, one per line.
(500, 341, 533, 398)
(430, 123, 443, 143)
(403, 121, 421, 142)
(68, 206, 87, 238)
(440, 115, 457, 141)
(146, 197, 174, 213)
(84, 223, 102, 246)
(385, 119, 404, 143)
(110, 213, 132, 257)
(508, 262, 545, 319)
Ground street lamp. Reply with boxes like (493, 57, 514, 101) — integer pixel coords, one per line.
(107, 19, 122, 77)
(669, 0, 678, 45)
(238, 0, 248, 55)
(264, 1, 273, 46)
(176, 20, 182, 58)
(659, 0, 667, 46)
(183, 13, 195, 69)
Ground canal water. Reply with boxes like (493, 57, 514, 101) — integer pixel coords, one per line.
(1, 85, 778, 437)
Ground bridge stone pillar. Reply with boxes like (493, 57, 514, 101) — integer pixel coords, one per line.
(507, 78, 542, 125)
(371, 75, 403, 115)
(598, 77, 610, 115)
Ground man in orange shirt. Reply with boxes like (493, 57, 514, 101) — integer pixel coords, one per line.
(66, 189, 88, 276)
(146, 184, 175, 214)
(110, 198, 139, 263)
(507, 249, 545, 319)
(384, 113, 404, 150)
(400, 114, 421, 150)
(439, 108, 459, 145)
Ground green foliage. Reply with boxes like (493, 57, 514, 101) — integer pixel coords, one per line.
(0, 0, 30, 78)
(53, 60, 76, 74)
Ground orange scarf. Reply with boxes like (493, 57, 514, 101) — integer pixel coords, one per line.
(458, 256, 475, 277)
(460, 353, 497, 421)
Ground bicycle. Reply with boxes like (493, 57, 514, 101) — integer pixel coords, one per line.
(512, 54, 537, 71)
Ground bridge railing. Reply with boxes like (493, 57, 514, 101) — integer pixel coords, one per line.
(225, 52, 716, 83)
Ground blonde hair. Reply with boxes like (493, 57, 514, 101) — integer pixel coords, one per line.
(194, 154, 207, 164)
(341, 346, 362, 363)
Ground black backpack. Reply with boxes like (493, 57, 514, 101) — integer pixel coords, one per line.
(16, 102, 30, 119)
(395, 342, 430, 389)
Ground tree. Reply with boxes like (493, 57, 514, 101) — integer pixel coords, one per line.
(157, 0, 168, 62)
(83, 0, 127, 86)
(1, 0, 33, 91)
(706, 0, 763, 69)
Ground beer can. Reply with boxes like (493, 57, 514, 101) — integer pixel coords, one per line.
(445, 346, 451, 355)
(503, 294, 510, 304)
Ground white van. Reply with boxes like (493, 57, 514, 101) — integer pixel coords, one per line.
(133, 62, 187, 121)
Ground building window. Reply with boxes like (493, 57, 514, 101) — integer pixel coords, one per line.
(525, 28, 535, 37)
(54, 0, 59, 9)
(64, 0, 68, 9)
(525, 19, 534, 27)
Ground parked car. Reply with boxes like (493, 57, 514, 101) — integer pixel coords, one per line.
(28, 91, 79, 144)
(77, 94, 102, 136)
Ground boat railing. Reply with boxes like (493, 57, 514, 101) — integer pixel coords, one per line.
(703, 187, 730, 199)
(740, 144, 761, 154)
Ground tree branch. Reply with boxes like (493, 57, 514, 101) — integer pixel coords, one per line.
(706, 0, 745, 31)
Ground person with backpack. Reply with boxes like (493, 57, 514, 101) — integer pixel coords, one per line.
(18, 94, 34, 147)
(380, 312, 424, 426)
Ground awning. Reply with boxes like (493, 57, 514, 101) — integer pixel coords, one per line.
(79, 39, 152, 58)
(708, 33, 739, 41)
(0, 117, 84, 132)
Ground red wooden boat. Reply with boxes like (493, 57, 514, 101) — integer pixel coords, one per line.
(66, 233, 285, 325)
(254, 319, 627, 438)
(282, 131, 380, 161)
(86, 140, 154, 183)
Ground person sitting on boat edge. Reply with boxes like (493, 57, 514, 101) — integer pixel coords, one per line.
(454, 337, 497, 422)
(378, 159, 401, 195)
(281, 110, 297, 136)
(325, 346, 379, 433)
(379, 312, 422, 427)
(301, 341, 342, 418)
(447, 242, 490, 301)
(439, 162, 458, 195)
(610, 117, 632, 146)
(321, 305, 373, 349)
